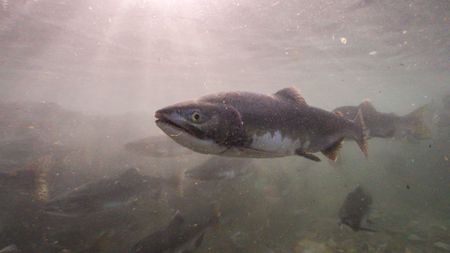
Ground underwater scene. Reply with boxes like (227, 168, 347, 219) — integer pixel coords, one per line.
(0, 0, 449, 252)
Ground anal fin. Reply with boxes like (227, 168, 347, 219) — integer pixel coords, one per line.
(321, 138, 344, 161)
(295, 149, 321, 162)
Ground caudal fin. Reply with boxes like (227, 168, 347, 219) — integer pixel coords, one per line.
(403, 105, 431, 139)
(353, 109, 368, 158)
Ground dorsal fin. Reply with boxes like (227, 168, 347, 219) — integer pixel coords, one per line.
(359, 99, 377, 113)
(168, 210, 184, 229)
(321, 138, 344, 161)
(274, 87, 307, 106)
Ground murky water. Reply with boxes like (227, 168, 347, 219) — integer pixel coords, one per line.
(0, 0, 449, 252)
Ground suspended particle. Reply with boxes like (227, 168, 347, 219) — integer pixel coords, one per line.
(340, 37, 347, 45)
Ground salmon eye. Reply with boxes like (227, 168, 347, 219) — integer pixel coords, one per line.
(191, 111, 201, 122)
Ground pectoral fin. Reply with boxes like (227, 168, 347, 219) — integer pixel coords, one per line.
(295, 149, 321, 162)
(274, 87, 308, 107)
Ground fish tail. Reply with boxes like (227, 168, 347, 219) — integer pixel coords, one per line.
(403, 105, 431, 139)
(352, 108, 369, 158)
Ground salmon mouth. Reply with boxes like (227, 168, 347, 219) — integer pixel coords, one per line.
(155, 112, 185, 133)
(154, 111, 204, 138)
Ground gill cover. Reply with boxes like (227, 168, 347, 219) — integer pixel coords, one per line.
(215, 104, 246, 147)
(181, 102, 246, 146)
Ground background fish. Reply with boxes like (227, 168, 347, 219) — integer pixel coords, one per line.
(333, 101, 430, 140)
(338, 186, 375, 232)
(130, 204, 221, 253)
(0, 245, 22, 253)
(155, 87, 368, 162)
(45, 168, 180, 216)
